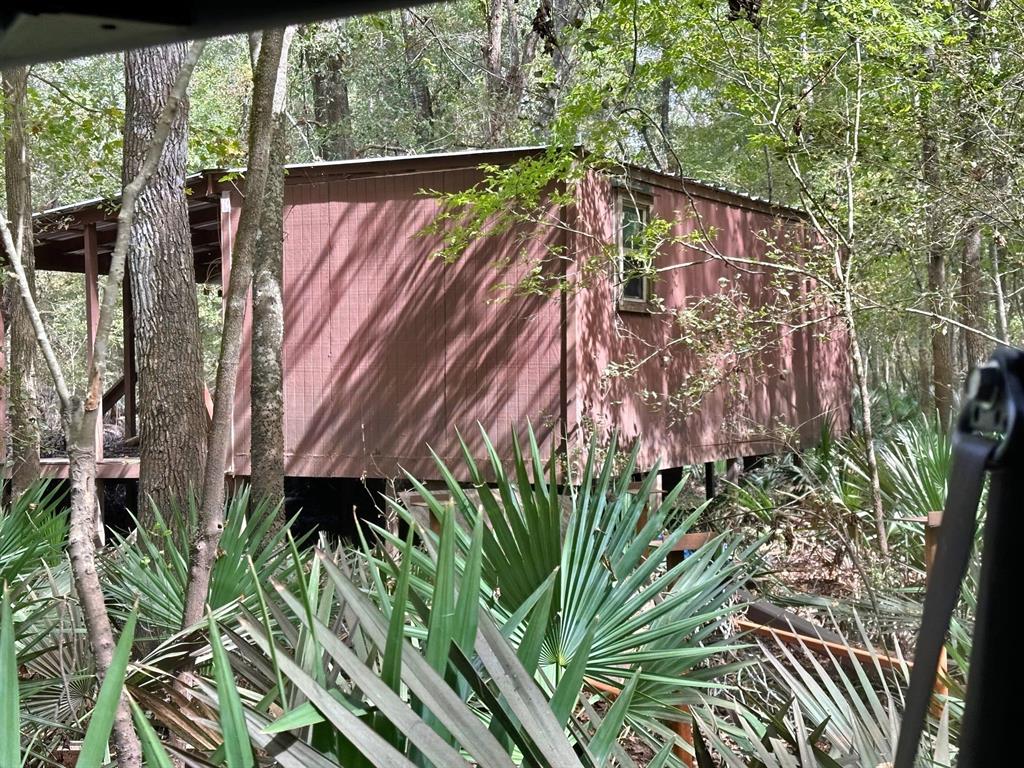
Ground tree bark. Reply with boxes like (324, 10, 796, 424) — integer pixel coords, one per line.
(844, 280, 888, 557)
(182, 28, 290, 630)
(959, 223, 989, 367)
(303, 26, 354, 160)
(2, 66, 41, 497)
(502, 0, 539, 139)
(921, 56, 954, 427)
(484, 0, 505, 142)
(65, 409, 142, 767)
(123, 44, 208, 520)
(992, 238, 1008, 342)
(399, 9, 435, 146)
(917, 314, 932, 409)
(250, 115, 288, 508)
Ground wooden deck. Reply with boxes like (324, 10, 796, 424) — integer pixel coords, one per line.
(2, 457, 141, 480)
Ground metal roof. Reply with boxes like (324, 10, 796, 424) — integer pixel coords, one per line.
(34, 145, 803, 223)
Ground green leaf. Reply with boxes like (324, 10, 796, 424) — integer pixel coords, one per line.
(316, 550, 518, 768)
(129, 697, 175, 768)
(1, 586, 20, 768)
(588, 671, 639, 766)
(209, 613, 255, 768)
(550, 621, 596, 726)
(237, 613, 419, 768)
(78, 610, 138, 768)
(516, 575, 555, 675)
(261, 692, 370, 734)
(474, 608, 584, 767)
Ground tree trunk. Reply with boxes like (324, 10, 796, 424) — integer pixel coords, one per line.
(399, 9, 435, 146)
(124, 44, 208, 520)
(917, 314, 932, 409)
(250, 113, 287, 508)
(183, 28, 290, 630)
(65, 408, 142, 767)
(992, 238, 1008, 342)
(659, 76, 677, 174)
(502, 0, 539, 140)
(2, 66, 41, 497)
(307, 41, 354, 159)
(921, 65, 954, 427)
(484, 0, 505, 142)
(959, 223, 989, 367)
(844, 287, 888, 557)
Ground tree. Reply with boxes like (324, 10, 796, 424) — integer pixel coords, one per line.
(123, 43, 209, 519)
(183, 28, 291, 630)
(251, 31, 294, 509)
(302, 23, 354, 160)
(399, 9, 435, 147)
(0, 41, 207, 767)
(2, 66, 41, 497)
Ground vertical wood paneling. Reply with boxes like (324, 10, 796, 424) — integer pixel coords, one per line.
(573, 171, 850, 470)
(231, 156, 847, 482)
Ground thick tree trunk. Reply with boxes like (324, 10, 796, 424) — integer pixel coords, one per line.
(250, 114, 287, 507)
(2, 66, 41, 497)
(959, 223, 989, 367)
(123, 44, 208, 520)
(183, 28, 289, 630)
(308, 47, 354, 159)
(399, 9, 435, 146)
(484, 0, 505, 142)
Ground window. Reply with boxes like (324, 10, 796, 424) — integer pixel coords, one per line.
(618, 195, 651, 307)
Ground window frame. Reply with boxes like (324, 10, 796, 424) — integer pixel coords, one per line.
(615, 186, 655, 313)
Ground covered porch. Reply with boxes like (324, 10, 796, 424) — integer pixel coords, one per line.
(3, 171, 233, 480)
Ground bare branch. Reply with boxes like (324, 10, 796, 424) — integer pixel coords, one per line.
(0, 214, 72, 409)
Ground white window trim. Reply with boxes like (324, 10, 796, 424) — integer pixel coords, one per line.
(615, 189, 654, 313)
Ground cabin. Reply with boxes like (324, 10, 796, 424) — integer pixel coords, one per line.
(7, 147, 849, 517)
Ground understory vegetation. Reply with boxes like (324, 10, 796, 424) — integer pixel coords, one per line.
(3, 417, 963, 766)
(3, 0, 1008, 761)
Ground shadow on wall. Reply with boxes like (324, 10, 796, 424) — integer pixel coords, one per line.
(233, 168, 564, 482)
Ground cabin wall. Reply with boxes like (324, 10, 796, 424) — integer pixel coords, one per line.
(571, 171, 850, 469)
(229, 167, 566, 480)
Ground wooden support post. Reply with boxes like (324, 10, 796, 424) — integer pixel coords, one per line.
(84, 224, 103, 460)
(629, 479, 661, 534)
(219, 190, 235, 301)
(660, 466, 683, 497)
(218, 190, 235, 476)
(669, 533, 709, 768)
(703, 461, 715, 500)
(674, 713, 694, 768)
(925, 510, 947, 715)
(122, 269, 137, 440)
(84, 224, 105, 537)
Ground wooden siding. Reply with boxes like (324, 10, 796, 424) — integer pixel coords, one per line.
(17, 149, 850, 483)
(571, 171, 850, 469)
(229, 168, 565, 480)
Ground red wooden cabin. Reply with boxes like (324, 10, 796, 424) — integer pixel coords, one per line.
(8, 147, 849, 499)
